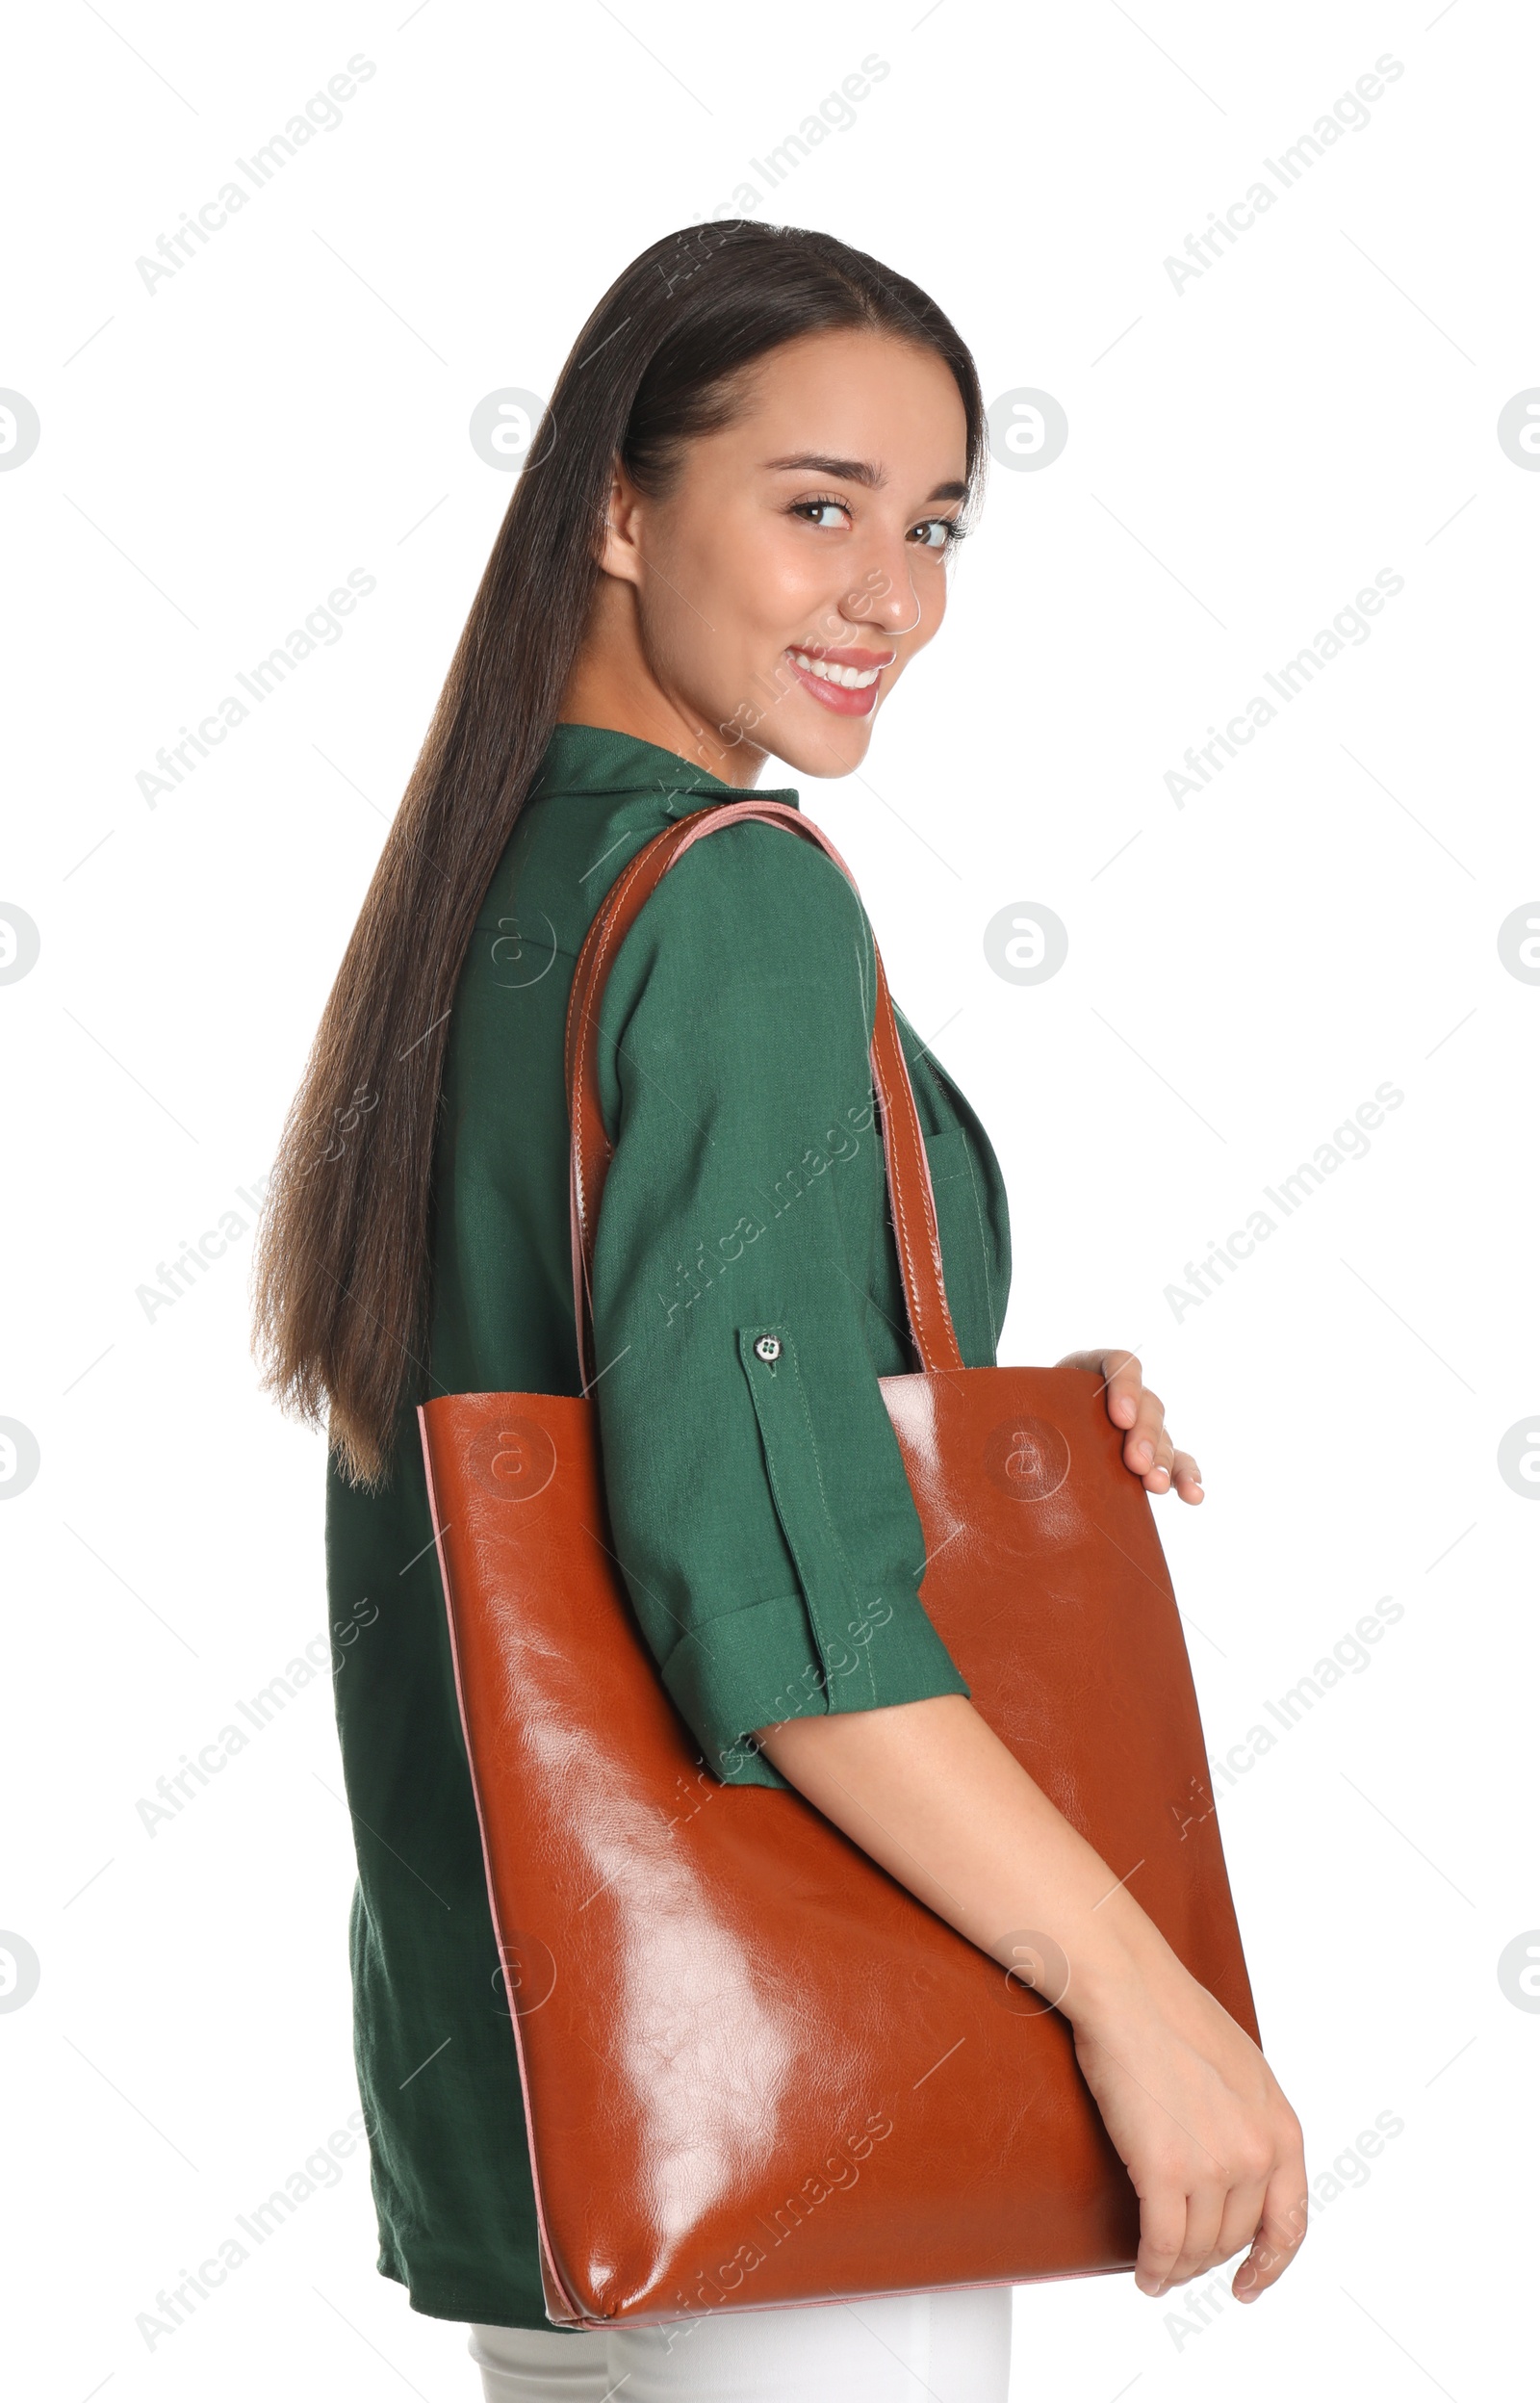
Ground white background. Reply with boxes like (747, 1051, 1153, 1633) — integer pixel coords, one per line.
(3, 3, 1534, 2396)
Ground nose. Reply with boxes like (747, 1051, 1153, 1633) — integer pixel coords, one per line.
(838, 535, 924, 639)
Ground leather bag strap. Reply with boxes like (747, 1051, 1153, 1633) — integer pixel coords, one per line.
(563, 800, 965, 1390)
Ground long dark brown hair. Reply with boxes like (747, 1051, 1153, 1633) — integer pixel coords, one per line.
(251, 221, 986, 1488)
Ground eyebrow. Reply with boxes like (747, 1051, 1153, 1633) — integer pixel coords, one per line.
(763, 452, 968, 504)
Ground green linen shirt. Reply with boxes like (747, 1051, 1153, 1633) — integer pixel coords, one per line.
(325, 722, 1013, 2329)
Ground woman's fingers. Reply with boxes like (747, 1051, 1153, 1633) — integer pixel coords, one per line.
(1232, 2162, 1310, 2301)
(1162, 2184, 1228, 2293)
(1132, 2182, 1189, 2298)
(1142, 2161, 1286, 2303)
(1142, 1428, 1174, 1489)
(1095, 1353, 1166, 1474)
(1123, 1396, 1207, 1507)
(1142, 1441, 1204, 1505)
(1125, 1385, 1168, 1477)
(1092, 1348, 1142, 1431)
(1055, 1347, 1205, 1501)
(1170, 1449, 1204, 1504)
(1200, 2174, 1272, 2283)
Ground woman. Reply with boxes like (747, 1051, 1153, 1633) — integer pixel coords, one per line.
(252, 222, 1306, 2403)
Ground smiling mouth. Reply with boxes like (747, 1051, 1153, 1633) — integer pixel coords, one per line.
(784, 643, 896, 717)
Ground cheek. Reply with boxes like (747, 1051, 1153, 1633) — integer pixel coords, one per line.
(683, 518, 839, 639)
(756, 536, 851, 625)
(643, 520, 832, 706)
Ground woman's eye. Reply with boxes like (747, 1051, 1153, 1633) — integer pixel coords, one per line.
(792, 500, 851, 530)
(911, 517, 962, 551)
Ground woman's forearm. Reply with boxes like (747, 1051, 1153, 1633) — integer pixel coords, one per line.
(752, 1691, 1177, 2035)
(755, 1687, 1309, 2308)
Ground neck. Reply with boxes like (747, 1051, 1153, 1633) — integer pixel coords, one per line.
(557, 578, 767, 790)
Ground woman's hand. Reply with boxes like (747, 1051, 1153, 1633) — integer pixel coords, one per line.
(1058, 1346, 1204, 1503)
(1069, 1944, 1308, 2304)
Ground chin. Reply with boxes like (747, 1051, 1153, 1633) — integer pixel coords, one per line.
(760, 718, 878, 781)
(780, 744, 874, 782)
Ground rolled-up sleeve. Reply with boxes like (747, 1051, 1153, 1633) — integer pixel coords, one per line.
(588, 817, 970, 1789)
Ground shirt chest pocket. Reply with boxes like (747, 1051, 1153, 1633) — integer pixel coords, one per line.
(921, 1124, 997, 1367)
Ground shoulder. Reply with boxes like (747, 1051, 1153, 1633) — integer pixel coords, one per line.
(617, 813, 871, 988)
(596, 814, 880, 1098)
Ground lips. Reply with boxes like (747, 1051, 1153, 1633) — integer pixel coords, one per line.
(785, 643, 895, 718)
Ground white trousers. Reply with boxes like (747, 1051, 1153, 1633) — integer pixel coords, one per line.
(469, 2286, 1013, 2402)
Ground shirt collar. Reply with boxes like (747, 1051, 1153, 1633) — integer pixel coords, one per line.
(529, 722, 801, 816)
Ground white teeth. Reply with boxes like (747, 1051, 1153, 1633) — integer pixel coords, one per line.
(789, 651, 882, 688)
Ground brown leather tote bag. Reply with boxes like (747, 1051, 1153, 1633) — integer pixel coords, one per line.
(418, 799, 1259, 2331)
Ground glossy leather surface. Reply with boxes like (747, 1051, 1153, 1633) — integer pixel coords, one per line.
(418, 806, 1259, 2327)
